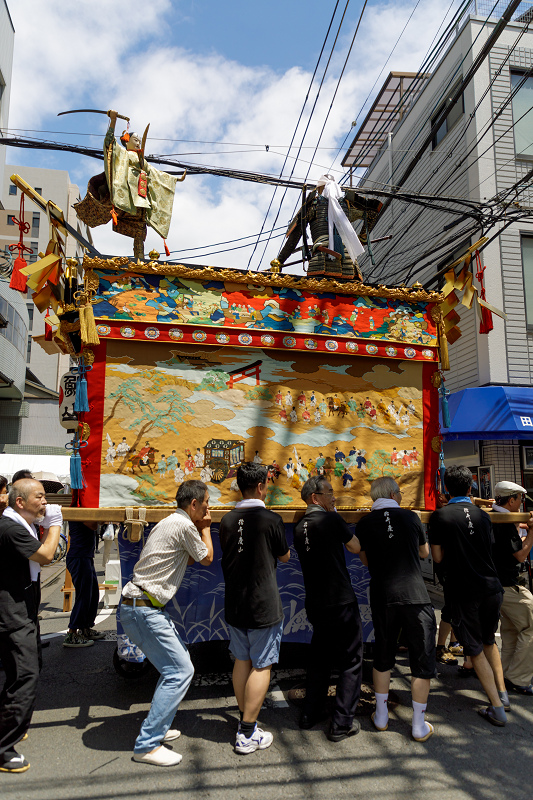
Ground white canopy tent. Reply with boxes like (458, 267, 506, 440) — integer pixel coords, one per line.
(0, 454, 71, 484)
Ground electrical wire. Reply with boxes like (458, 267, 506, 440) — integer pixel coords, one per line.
(339, 0, 476, 179)
(330, 0, 463, 175)
(357, 1, 528, 281)
(165, 225, 287, 255)
(246, 0, 345, 270)
(5, 127, 343, 150)
(166, 230, 286, 260)
(371, 69, 533, 281)
(255, 0, 369, 269)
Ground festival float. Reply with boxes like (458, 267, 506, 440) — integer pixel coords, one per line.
(6, 109, 459, 671)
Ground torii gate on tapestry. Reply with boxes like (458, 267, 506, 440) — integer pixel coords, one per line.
(226, 360, 262, 389)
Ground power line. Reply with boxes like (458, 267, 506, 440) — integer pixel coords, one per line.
(340, 0, 476, 180)
(257, 0, 369, 269)
(357, 0, 525, 281)
(167, 230, 286, 260)
(165, 226, 287, 255)
(246, 0, 346, 270)
(4, 127, 345, 151)
(370, 63, 533, 280)
(330, 0, 462, 175)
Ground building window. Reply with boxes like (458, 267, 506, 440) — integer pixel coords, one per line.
(431, 84, 464, 149)
(26, 338, 32, 363)
(31, 212, 40, 238)
(9, 185, 17, 196)
(511, 70, 533, 159)
(34, 187, 42, 195)
(7, 215, 15, 225)
(0, 297, 28, 356)
(521, 237, 533, 329)
(27, 306, 34, 332)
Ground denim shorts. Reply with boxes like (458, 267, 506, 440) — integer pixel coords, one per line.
(228, 619, 284, 668)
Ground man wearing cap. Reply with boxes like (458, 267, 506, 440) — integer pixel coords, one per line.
(491, 480, 533, 696)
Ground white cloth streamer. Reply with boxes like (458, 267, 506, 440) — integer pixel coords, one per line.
(321, 178, 365, 263)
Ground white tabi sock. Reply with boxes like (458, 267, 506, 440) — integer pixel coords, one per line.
(374, 692, 389, 728)
(412, 700, 431, 739)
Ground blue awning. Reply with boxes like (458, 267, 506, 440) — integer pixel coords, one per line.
(441, 386, 533, 440)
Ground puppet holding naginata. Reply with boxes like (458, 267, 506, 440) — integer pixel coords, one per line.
(63, 109, 186, 261)
(270, 174, 382, 282)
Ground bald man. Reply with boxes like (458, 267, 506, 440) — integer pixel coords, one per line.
(0, 480, 62, 773)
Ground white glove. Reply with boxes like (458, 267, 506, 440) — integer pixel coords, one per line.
(40, 504, 63, 528)
(102, 523, 115, 541)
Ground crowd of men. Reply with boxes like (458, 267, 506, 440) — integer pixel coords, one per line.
(0, 462, 532, 772)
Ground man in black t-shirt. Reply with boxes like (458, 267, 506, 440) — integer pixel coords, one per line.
(294, 476, 363, 742)
(0, 480, 62, 773)
(429, 465, 507, 727)
(220, 463, 290, 755)
(63, 521, 106, 648)
(356, 477, 436, 742)
(491, 480, 533, 695)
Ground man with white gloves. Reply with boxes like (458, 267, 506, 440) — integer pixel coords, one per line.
(0, 479, 63, 773)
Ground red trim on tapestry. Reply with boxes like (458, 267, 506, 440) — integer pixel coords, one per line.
(92, 319, 438, 362)
(78, 342, 106, 508)
(422, 362, 440, 511)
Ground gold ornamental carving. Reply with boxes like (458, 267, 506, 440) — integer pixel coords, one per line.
(431, 435, 442, 453)
(82, 257, 443, 303)
(82, 348, 95, 366)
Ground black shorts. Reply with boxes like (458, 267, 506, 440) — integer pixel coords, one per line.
(449, 592, 503, 657)
(371, 602, 437, 679)
(441, 604, 451, 624)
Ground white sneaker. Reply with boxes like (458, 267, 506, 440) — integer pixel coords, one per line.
(133, 746, 183, 766)
(234, 727, 273, 755)
(163, 729, 181, 742)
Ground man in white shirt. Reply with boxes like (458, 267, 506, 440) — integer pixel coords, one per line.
(120, 480, 213, 767)
(0, 480, 62, 773)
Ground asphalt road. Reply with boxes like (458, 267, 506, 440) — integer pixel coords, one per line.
(1, 550, 532, 800)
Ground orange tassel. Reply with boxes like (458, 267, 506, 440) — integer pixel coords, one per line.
(164, 239, 170, 257)
(9, 255, 28, 292)
(110, 207, 118, 226)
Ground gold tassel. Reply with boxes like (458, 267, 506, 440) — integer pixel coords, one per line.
(79, 301, 100, 346)
(431, 307, 450, 371)
(438, 319, 450, 370)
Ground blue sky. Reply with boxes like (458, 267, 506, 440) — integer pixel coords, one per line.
(5, 0, 461, 269)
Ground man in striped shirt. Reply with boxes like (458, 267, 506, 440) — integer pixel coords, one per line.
(120, 480, 213, 767)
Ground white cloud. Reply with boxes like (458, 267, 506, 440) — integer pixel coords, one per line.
(7, 0, 461, 270)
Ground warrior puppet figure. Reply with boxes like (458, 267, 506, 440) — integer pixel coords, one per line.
(271, 175, 382, 282)
(74, 110, 184, 261)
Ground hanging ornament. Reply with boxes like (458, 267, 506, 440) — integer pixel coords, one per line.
(72, 356, 91, 414)
(435, 450, 446, 496)
(8, 193, 33, 293)
(67, 431, 87, 490)
(474, 250, 494, 335)
(438, 374, 451, 429)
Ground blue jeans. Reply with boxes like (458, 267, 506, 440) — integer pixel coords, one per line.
(120, 603, 194, 753)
